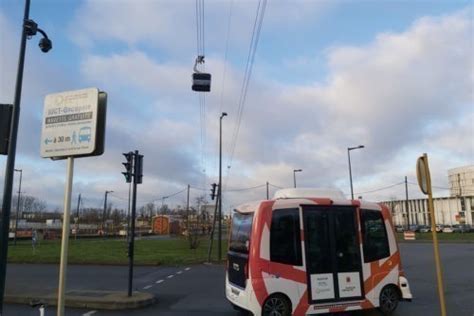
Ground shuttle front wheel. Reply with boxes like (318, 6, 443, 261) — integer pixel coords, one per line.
(262, 294, 291, 316)
(379, 285, 400, 315)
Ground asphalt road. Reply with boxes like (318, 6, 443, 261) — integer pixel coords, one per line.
(3, 243, 474, 316)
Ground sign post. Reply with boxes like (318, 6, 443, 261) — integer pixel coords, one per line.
(57, 157, 74, 315)
(416, 153, 447, 316)
(41, 88, 106, 316)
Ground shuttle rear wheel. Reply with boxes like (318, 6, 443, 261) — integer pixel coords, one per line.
(379, 285, 400, 315)
(262, 294, 291, 316)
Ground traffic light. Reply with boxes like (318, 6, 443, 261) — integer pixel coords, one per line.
(210, 183, 217, 200)
(122, 152, 133, 183)
(135, 154, 143, 184)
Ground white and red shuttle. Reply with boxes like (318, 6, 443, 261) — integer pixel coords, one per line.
(226, 188, 412, 316)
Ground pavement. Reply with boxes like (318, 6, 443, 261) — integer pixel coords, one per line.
(5, 290, 154, 310)
(3, 243, 474, 315)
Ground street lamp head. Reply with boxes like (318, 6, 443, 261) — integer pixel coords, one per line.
(221, 112, 228, 118)
(348, 145, 365, 151)
(14, 169, 22, 172)
(294, 169, 302, 172)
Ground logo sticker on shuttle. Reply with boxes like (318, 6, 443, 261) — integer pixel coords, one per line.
(233, 263, 240, 271)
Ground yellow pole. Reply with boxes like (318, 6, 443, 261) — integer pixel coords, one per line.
(424, 154, 447, 316)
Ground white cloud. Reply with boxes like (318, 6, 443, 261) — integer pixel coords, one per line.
(1, 5, 472, 211)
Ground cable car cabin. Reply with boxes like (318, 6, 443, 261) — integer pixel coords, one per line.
(192, 72, 211, 92)
(226, 188, 412, 316)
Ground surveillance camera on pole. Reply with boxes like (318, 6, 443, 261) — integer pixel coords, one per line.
(0, 3, 55, 312)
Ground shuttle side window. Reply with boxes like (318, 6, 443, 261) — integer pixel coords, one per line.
(361, 209, 390, 262)
(270, 208, 302, 266)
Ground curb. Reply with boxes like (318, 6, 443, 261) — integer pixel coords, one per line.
(5, 290, 156, 310)
(397, 239, 474, 244)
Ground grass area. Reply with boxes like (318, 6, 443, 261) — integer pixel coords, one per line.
(396, 232, 474, 242)
(7, 237, 228, 266)
(8, 233, 473, 265)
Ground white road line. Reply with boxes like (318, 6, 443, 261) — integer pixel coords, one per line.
(156, 279, 164, 284)
(82, 311, 97, 316)
(185, 267, 191, 271)
(143, 285, 153, 290)
(176, 271, 183, 274)
(167, 274, 174, 279)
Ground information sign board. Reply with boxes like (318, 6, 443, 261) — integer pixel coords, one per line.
(40, 88, 106, 159)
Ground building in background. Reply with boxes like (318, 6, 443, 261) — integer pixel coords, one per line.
(383, 195, 474, 227)
(383, 165, 474, 227)
(449, 165, 474, 197)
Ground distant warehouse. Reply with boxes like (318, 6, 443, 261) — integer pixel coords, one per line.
(382, 165, 474, 227)
(382, 195, 474, 227)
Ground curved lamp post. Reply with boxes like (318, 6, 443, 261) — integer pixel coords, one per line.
(347, 145, 364, 200)
(0, 1, 52, 313)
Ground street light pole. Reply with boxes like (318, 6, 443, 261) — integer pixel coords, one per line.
(347, 145, 365, 200)
(218, 112, 227, 261)
(13, 169, 22, 246)
(0, 1, 52, 313)
(293, 169, 302, 188)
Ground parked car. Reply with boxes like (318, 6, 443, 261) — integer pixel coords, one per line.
(435, 225, 444, 233)
(442, 226, 454, 233)
(395, 225, 405, 232)
(409, 225, 420, 232)
(452, 224, 472, 233)
(419, 225, 430, 233)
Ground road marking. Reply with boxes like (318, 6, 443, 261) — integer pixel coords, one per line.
(156, 279, 164, 284)
(83, 311, 97, 316)
(167, 274, 174, 279)
(185, 267, 191, 271)
(143, 285, 153, 290)
(177, 271, 183, 274)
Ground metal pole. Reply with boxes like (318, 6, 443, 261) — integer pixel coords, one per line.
(74, 193, 81, 241)
(293, 171, 296, 188)
(57, 157, 74, 316)
(103, 191, 108, 234)
(127, 150, 138, 297)
(14, 169, 22, 245)
(0, 1, 30, 312)
(127, 181, 131, 242)
(348, 149, 354, 200)
(186, 184, 190, 234)
(207, 189, 220, 262)
(75, 193, 81, 218)
(218, 114, 224, 262)
(405, 176, 410, 230)
(422, 154, 447, 316)
(266, 181, 269, 200)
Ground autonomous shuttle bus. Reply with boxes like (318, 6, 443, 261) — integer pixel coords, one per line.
(226, 188, 412, 316)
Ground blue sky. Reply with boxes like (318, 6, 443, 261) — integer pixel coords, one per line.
(1, 0, 473, 211)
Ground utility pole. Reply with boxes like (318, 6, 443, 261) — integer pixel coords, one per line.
(266, 181, 269, 200)
(186, 184, 190, 234)
(103, 190, 113, 236)
(75, 193, 81, 218)
(207, 186, 220, 262)
(405, 176, 410, 230)
(74, 193, 81, 240)
(218, 112, 227, 262)
(13, 169, 22, 245)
